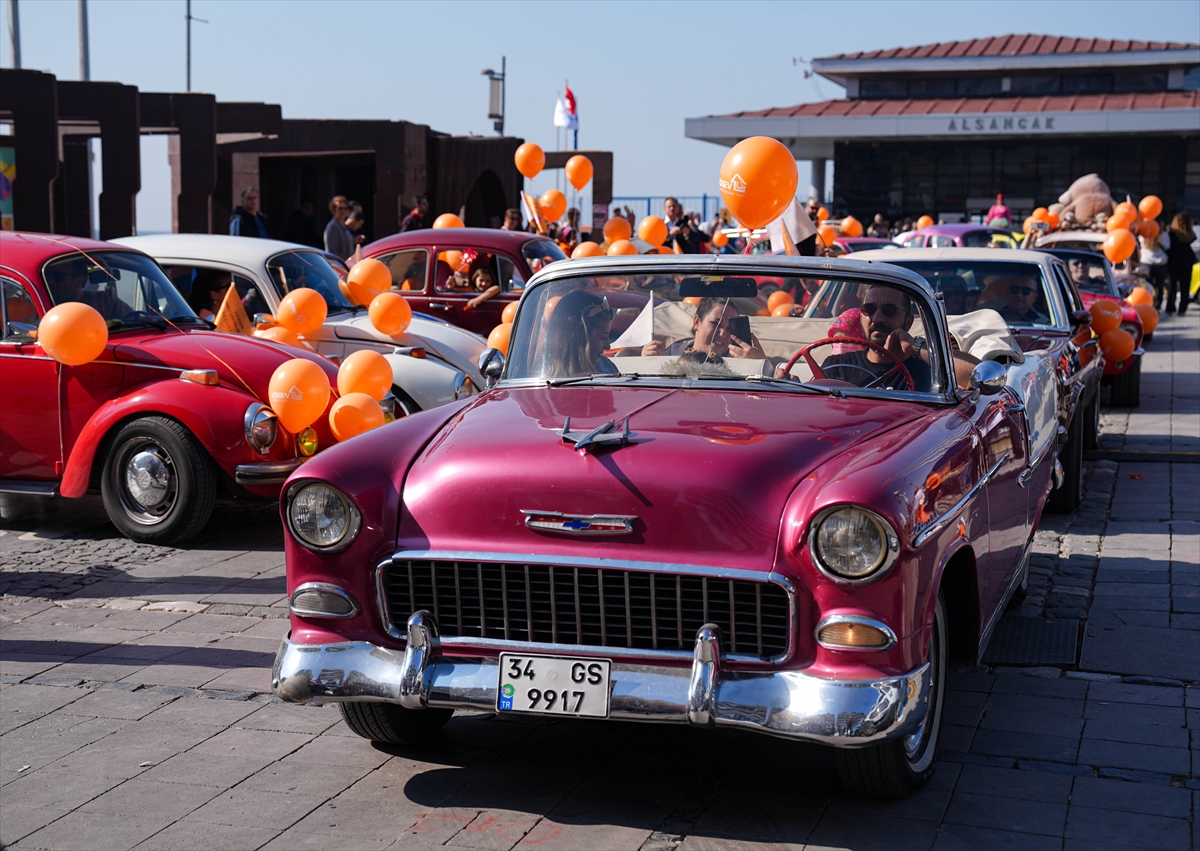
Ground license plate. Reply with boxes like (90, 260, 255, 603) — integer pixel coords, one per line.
(496, 654, 611, 718)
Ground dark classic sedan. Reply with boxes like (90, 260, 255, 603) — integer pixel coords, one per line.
(272, 255, 1059, 798)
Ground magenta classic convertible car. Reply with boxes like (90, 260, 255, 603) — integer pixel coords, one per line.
(272, 255, 1059, 797)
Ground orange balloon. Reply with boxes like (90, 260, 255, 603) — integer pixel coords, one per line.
(487, 323, 512, 355)
(1133, 302, 1159, 334)
(433, 213, 464, 229)
(571, 241, 604, 259)
(767, 291, 794, 312)
(347, 258, 391, 307)
(711, 230, 729, 247)
(638, 215, 668, 247)
(608, 239, 638, 256)
(268, 358, 331, 433)
(841, 216, 863, 238)
(718, 136, 798, 230)
(337, 349, 392, 400)
(1023, 216, 1037, 234)
(658, 245, 676, 254)
(1078, 344, 1096, 366)
(501, 301, 518, 324)
(771, 304, 794, 318)
(367, 291, 413, 336)
(439, 250, 465, 272)
(683, 297, 703, 307)
(1032, 207, 1050, 223)
(538, 189, 566, 222)
(817, 224, 838, 247)
(277, 288, 327, 335)
(1100, 328, 1135, 362)
(514, 143, 545, 179)
(337, 277, 355, 303)
(816, 207, 830, 222)
(916, 215, 934, 230)
(255, 325, 305, 349)
(1047, 212, 1060, 229)
(329, 392, 385, 442)
(565, 155, 593, 191)
(1071, 325, 1093, 347)
(1138, 195, 1162, 220)
(1103, 229, 1136, 264)
(603, 217, 632, 243)
(1115, 202, 1137, 220)
(1127, 287, 1153, 307)
(37, 302, 108, 366)
(1138, 219, 1160, 240)
(1089, 299, 1123, 334)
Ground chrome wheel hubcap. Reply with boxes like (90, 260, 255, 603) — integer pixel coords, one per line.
(126, 450, 171, 508)
(112, 438, 179, 525)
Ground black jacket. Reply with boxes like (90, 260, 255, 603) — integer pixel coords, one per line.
(230, 207, 269, 238)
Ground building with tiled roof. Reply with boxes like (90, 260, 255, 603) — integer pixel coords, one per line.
(686, 35, 1200, 220)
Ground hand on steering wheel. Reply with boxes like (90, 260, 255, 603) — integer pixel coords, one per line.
(784, 336, 915, 391)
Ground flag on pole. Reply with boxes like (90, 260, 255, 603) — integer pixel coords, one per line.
(522, 192, 547, 235)
(766, 197, 818, 252)
(554, 86, 579, 131)
(214, 282, 252, 335)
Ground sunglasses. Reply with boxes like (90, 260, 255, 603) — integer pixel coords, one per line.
(861, 302, 905, 318)
(583, 297, 613, 323)
(1008, 285, 1035, 296)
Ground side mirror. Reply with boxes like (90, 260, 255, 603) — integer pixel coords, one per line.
(1117, 285, 1133, 299)
(969, 360, 1007, 403)
(1070, 309, 1092, 329)
(7, 321, 38, 339)
(477, 348, 505, 388)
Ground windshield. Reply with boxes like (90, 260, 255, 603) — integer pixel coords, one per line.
(521, 239, 568, 276)
(505, 273, 947, 396)
(850, 259, 1059, 328)
(266, 250, 354, 313)
(1059, 255, 1115, 295)
(43, 250, 200, 329)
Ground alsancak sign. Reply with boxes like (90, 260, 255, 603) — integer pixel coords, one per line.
(946, 116, 1057, 132)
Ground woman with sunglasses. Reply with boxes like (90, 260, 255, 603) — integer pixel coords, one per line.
(542, 289, 621, 377)
(640, 297, 766, 362)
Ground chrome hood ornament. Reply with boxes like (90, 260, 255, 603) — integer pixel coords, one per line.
(521, 510, 636, 536)
(560, 417, 638, 454)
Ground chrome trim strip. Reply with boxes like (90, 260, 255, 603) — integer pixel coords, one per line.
(289, 582, 361, 619)
(1018, 436, 1057, 488)
(520, 509, 635, 536)
(806, 505, 901, 586)
(912, 452, 1009, 549)
(978, 537, 1034, 661)
(236, 459, 303, 486)
(687, 625, 721, 727)
(814, 615, 898, 651)
(0, 481, 60, 497)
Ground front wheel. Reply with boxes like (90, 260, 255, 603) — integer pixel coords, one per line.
(835, 593, 946, 798)
(100, 416, 216, 544)
(339, 702, 453, 744)
(1046, 408, 1083, 514)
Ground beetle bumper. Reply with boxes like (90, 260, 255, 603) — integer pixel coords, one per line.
(234, 459, 304, 486)
(273, 612, 931, 748)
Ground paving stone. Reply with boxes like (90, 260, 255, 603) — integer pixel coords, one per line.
(16, 811, 175, 850)
(943, 790, 1066, 836)
(189, 726, 314, 762)
(57, 687, 178, 720)
(1083, 716, 1190, 748)
(1087, 681, 1185, 707)
(1, 766, 127, 810)
(952, 764, 1072, 802)
(971, 728, 1079, 764)
(78, 777, 221, 819)
(802, 811, 938, 851)
(1017, 760, 1094, 776)
(1063, 805, 1191, 851)
(1077, 738, 1192, 775)
(1081, 623, 1200, 680)
(186, 787, 326, 831)
(1070, 775, 1191, 818)
(931, 823, 1061, 851)
(238, 704, 342, 735)
(136, 752, 266, 788)
(131, 820, 280, 851)
(0, 804, 75, 846)
(240, 760, 372, 798)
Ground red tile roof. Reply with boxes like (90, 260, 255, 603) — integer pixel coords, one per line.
(709, 91, 1200, 120)
(819, 34, 1198, 61)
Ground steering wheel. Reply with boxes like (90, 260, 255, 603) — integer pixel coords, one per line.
(784, 336, 915, 391)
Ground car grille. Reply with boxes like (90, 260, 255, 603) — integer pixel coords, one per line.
(382, 559, 791, 661)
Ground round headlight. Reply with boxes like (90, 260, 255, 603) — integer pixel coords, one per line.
(244, 403, 278, 454)
(1119, 322, 1141, 342)
(812, 507, 898, 581)
(288, 483, 360, 549)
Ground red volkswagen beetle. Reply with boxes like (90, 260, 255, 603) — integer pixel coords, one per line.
(273, 254, 1062, 797)
(0, 233, 338, 544)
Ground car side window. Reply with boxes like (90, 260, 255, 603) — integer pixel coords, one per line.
(1055, 265, 1085, 313)
(434, 250, 499, 295)
(929, 235, 957, 248)
(376, 249, 428, 293)
(902, 234, 924, 248)
(497, 255, 524, 292)
(175, 266, 268, 319)
(2, 278, 39, 341)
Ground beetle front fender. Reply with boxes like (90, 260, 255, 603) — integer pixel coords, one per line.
(61, 382, 266, 498)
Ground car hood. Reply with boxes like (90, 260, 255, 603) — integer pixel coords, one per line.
(397, 386, 923, 571)
(112, 328, 338, 396)
(1079, 292, 1140, 323)
(333, 314, 486, 378)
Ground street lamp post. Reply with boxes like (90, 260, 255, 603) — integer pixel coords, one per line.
(481, 58, 506, 136)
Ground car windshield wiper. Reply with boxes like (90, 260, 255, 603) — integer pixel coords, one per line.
(695, 372, 831, 395)
(108, 312, 170, 331)
(545, 373, 644, 387)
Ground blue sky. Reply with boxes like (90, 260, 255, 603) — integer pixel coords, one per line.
(4, 0, 1198, 233)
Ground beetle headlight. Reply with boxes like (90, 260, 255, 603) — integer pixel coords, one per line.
(287, 483, 361, 550)
(810, 506, 899, 582)
(1119, 321, 1141, 343)
(244, 403, 278, 454)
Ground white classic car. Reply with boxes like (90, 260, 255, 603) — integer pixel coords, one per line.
(115, 235, 485, 414)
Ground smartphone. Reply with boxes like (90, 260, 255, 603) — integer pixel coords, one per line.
(728, 315, 752, 344)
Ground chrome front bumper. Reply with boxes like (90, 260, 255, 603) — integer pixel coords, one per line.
(234, 459, 304, 486)
(273, 611, 931, 747)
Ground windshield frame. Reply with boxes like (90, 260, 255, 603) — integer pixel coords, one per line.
(264, 249, 356, 315)
(496, 255, 958, 405)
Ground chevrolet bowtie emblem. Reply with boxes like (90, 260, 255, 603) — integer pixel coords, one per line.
(560, 417, 637, 454)
(521, 510, 636, 536)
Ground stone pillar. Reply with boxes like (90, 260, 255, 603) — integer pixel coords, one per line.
(0, 69, 60, 233)
(811, 158, 827, 204)
(170, 92, 216, 233)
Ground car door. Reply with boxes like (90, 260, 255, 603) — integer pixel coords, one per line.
(0, 275, 61, 481)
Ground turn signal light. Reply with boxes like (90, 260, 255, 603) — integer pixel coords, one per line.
(180, 369, 219, 386)
(816, 619, 895, 650)
(297, 427, 319, 457)
(289, 584, 358, 618)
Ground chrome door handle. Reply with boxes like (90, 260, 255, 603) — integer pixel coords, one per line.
(427, 303, 452, 312)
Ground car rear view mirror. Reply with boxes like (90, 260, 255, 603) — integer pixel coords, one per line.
(1070, 310, 1092, 329)
(679, 276, 758, 299)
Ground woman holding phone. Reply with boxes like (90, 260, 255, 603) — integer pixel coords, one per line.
(640, 297, 766, 363)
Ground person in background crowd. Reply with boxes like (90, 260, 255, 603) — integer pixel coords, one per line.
(804, 197, 821, 221)
(188, 269, 233, 321)
(488, 213, 502, 229)
(984, 194, 1011, 228)
(560, 208, 581, 249)
(324, 196, 355, 261)
(1165, 212, 1196, 316)
(284, 201, 320, 247)
(502, 208, 523, 231)
(346, 210, 366, 247)
(348, 201, 370, 243)
(399, 195, 429, 232)
(868, 214, 890, 238)
(229, 187, 269, 238)
(1139, 224, 1170, 310)
(664, 197, 686, 245)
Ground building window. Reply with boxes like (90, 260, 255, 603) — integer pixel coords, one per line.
(1010, 75, 1061, 95)
(1180, 66, 1199, 91)
(860, 78, 908, 99)
(958, 77, 1003, 97)
(908, 78, 958, 98)
(1062, 74, 1113, 94)
(1113, 72, 1167, 93)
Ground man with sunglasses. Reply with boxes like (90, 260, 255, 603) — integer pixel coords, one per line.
(819, 286, 934, 392)
(981, 274, 1049, 325)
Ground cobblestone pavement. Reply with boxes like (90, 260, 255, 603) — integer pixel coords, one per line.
(2, 314, 1198, 851)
